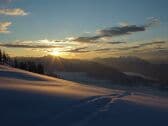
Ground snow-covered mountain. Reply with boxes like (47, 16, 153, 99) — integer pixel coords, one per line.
(0, 65, 168, 126)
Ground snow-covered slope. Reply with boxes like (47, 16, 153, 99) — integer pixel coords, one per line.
(0, 65, 168, 126)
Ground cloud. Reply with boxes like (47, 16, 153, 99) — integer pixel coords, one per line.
(0, 43, 63, 48)
(74, 18, 160, 43)
(74, 25, 147, 43)
(74, 36, 100, 43)
(117, 45, 141, 51)
(93, 48, 112, 52)
(119, 22, 129, 27)
(63, 47, 89, 53)
(0, 8, 28, 16)
(99, 25, 146, 36)
(146, 17, 160, 27)
(107, 41, 126, 44)
(156, 49, 168, 55)
(0, 21, 11, 33)
(117, 41, 167, 51)
(63, 46, 112, 53)
(139, 41, 166, 46)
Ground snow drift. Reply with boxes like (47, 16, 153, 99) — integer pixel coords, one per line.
(0, 65, 168, 126)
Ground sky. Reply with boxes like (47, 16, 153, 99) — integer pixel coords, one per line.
(0, 0, 168, 60)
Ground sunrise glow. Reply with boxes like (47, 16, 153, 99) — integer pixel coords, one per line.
(50, 49, 62, 56)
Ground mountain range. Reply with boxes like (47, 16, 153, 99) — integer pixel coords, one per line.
(14, 56, 168, 90)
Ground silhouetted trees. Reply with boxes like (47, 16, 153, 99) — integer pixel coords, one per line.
(14, 58, 18, 68)
(37, 63, 44, 74)
(0, 49, 2, 63)
(0, 48, 44, 74)
(13, 60, 44, 74)
(0, 49, 10, 64)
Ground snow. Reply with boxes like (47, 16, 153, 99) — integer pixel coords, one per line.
(54, 71, 112, 86)
(123, 72, 156, 80)
(0, 65, 168, 126)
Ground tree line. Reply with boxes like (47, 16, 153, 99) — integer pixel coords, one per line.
(0, 49, 44, 74)
(0, 49, 10, 64)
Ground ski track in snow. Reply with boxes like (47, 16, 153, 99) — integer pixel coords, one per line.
(0, 65, 168, 126)
(40, 91, 131, 126)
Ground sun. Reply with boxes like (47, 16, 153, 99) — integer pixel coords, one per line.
(50, 49, 62, 56)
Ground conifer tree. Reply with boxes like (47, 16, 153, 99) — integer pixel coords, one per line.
(0, 49, 2, 63)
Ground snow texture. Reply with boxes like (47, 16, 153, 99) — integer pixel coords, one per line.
(0, 65, 168, 126)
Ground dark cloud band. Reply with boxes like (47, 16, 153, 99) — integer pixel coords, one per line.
(74, 18, 159, 43)
(0, 43, 63, 48)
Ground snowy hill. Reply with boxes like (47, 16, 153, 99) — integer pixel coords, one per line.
(0, 65, 168, 126)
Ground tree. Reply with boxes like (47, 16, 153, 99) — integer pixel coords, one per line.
(19, 62, 27, 70)
(6, 54, 10, 64)
(0, 49, 2, 63)
(37, 63, 44, 74)
(14, 58, 18, 68)
(2, 51, 7, 64)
